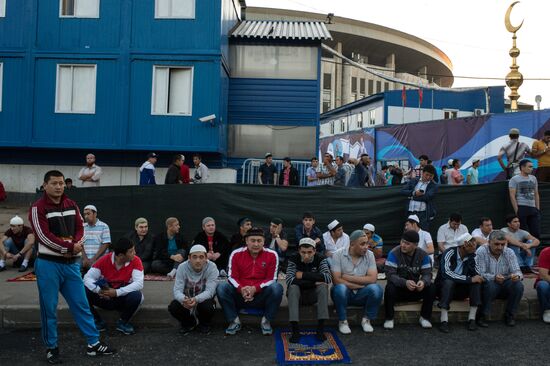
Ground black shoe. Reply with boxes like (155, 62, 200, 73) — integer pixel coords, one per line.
(179, 325, 196, 335)
(0, 266, 6, 272)
(18, 264, 28, 273)
(46, 348, 62, 364)
(289, 332, 301, 344)
(86, 342, 116, 356)
(197, 323, 211, 335)
(476, 315, 489, 328)
(315, 330, 327, 342)
(439, 321, 450, 333)
(523, 267, 536, 274)
(467, 319, 477, 331)
(504, 314, 516, 327)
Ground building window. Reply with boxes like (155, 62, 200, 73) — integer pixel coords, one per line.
(152, 66, 193, 116)
(322, 90, 331, 113)
(155, 0, 195, 19)
(376, 81, 382, 93)
(357, 112, 363, 129)
(384, 82, 390, 91)
(360, 78, 366, 96)
(368, 79, 373, 95)
(323, 73, 331, 90)
(0, 63, 3, 111)
(444, 110, 458, 119)
(368, 109, 376, 125)
(0, 0, 5, 17)
(59, 0, 100, 18)
(330, 121, 335, 135)
(55, 64, 97, 114)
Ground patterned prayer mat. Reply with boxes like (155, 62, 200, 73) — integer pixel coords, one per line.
(274, 329, 351, 365)
(6, 272, 173, 282)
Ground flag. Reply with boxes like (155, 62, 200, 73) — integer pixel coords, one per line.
(402, 86, 406, 107)
(418, 88, 423, 106)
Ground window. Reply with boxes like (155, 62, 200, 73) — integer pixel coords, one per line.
(384, 82, 390, 91)
(330, 121, 335, 135)
(357, 112, 363, 129)
(0, 0, 5, 17)
(444, 110, 458, 119)
(368, 80, 373, 95)
(152, 66, 193, 116)
(360, 79, 366, 95)
(155, 0, 195, 19)
(55, 64, 97, 114)
(59, 0, 100, 18)
(340, 118, 346, 133)
(322, 90, 331, 113)
(368, 109, 376, 125)
(376, 81, 382, 93)
(0, 63, 3, 111)
(323, 73, 331, 90)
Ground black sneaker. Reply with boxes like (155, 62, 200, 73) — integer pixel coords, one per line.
(439, 321, 450, 333)
(197, 323, 211, 335)
(179, 325, 196, 335)
(18, 264, 29, 273)
(476, 315, 489, 328)
(467, 319, 477, 331)
(86, 342, 116, 356)
(504, 314, 516, 327)
(46, 347, 62, 364)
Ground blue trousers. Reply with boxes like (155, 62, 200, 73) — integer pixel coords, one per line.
(331, 283, 383, 321)
(509, 245, 536, 267)
(216, 281, 283, 322)
(35, 258, 99, 349)
(536, 280, 550, 312)
(481, 279, 524, 317)
(86, 289, 143, 323)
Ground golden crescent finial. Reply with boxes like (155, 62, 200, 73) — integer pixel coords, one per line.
(505, 1, 524, 33)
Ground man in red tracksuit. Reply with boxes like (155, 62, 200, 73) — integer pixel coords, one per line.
(216, 227, 283, 336)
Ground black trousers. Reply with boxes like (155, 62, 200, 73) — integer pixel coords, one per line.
(384, 281, 436, 320)
(437, 279, 481, 310)
(168, 299, 216, 327)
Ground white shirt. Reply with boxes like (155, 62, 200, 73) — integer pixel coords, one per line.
(408, 180, 429, 212)
(437, 222, 469, 251)
(78, 164, 102, 187)
(417, 229, 434, 262)
(322, 231, 350, 254)
(471, 228, 491, 243)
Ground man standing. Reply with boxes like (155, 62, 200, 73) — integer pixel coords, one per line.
(192, 154, 209, 184)
(317, 153, 337, 186)
(168, 245, 219, 334)
(124, 217, 154, 274)
(330, 230, 383, 334)
(362, 154, 375, 187)
(152, 217, 188, 278)
(78, 153, 102, 187)
(279, 157, 299, 186)
(501, 214, 540, 274)
(83, 238, 144, 335)
(436, 233, 483, 333)
(217, 228, 283, 335)
(82, 205, 111, 272)
(476, 230, 524, 327)
(467, 158, 480, 185)
(0, 215, 35, 272)
(258, 153, 278, 185)
(322, 220, 350, 259)
(192, 217, 231, 272)
(165, 154, 183, 184)
(375, 165, 388, 186)
(449, 159, 464, 185)
(384, 230, 435, 330)
(401, 164, 438, 230)
(333, 156, 348, 186)
(404, 215, 434, 263)
(346, 157, 367, 188)
(139, 152, 158, 185)
(509, 159, 541, 241)
(306, 157, 319, 187)
(498, 128, 531, 178)
(437, 213, 469, 254)
(408, 154, 429, 180)
(286, 238, 332, 343)
(30, 170, 114, 364)
(531, 130, 550, 183)
(179, 154, 191, 184)
(535, 245, 550, 323)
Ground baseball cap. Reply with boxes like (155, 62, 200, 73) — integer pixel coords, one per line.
(265, 153, 272, 158)
(509, 128, 520, 135)
(147, 152, 158, 159)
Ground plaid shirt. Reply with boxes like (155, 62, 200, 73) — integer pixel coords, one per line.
(475, 244, 523, 282)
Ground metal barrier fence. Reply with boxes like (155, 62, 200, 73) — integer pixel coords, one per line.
(240, 158, 314, 186)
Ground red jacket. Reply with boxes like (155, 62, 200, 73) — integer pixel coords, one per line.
(228, 247, 278, 293)
(180, 164, 190, 184)
(29, 193, 84, 257)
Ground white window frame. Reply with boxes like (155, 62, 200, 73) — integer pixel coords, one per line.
(151, 65, 194, 116)
(444, 109, 458, 120)
(330, 121, 335, 135)
(357, 112, 363, 129)
(0, 63, 3, 112)
(55, 64, 97, 114)
(0, 0, 6, 18)
(155, 0, 195, 19)
(59, 0, 100, 19)
(368, 109, 376, 125)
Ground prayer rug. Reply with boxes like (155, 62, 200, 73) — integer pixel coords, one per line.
(143, 274, 173, 281)
(7, 272, 36, 282)
(274, 328, 351, 365)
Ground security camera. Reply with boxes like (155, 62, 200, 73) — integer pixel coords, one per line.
(199, 114, 216, 123)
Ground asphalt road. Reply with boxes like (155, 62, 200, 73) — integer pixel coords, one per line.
(1, 321, 549, 366)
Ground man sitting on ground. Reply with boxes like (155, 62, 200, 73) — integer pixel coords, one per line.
(323, 220, 350, 259)
(216, 228, 283, 336)
(286, 238, 332, 343)
(436, 213, 469, 254)
(168, 245, 219, 334)
(264, 218, 290, 272)
(124, 218, 154, 274)
(192, 217, 231, 273)
(535, 245, 550, 323)
(152, 217, 188, 278)
(363, 223, 384, 267)
(230, 217, 252, 250)
(404, 215, 434, 263)
(436, 233, 483, 333)
(476, 230, 524, 327)
(331, 230, 383, 334)
(84, 237, 144, 335)
(82, 205, 111, 272)
(384, 230, 435, 330)
(295, 212, 325, 255)
(501, 214, 540, 274)
(471, 217, 494, 245)
(0, 215, 35, 272)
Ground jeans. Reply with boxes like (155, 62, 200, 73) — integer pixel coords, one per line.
(384, 281, 436, 320)
(517, 205, 541, 239)
(168, 299, 216, 327)
(330, 283, 383, 321)
(85, 289, 143, 323)
(437, 279, 481, 310)
(509, 245, 536, 267)
(216, 281, 283, 322)
(536, 280, 550, 312)
(481, 279, 524, 317)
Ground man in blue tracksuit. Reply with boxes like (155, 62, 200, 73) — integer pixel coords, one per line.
(30, 170, 115, 364)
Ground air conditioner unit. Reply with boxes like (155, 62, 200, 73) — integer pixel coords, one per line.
(474, 108, 484, 116)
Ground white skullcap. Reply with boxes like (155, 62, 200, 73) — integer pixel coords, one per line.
(189, 244, 207, 254)
(363, 223, 375, 232)
(84, 205, 97, 212)
(10, 216, 24, 226)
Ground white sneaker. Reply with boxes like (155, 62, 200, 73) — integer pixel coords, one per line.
(543, 310, 550, 324)
(361, 318, 374, 333)
(419, 317, 432, 328)
(338, 320, 351, 334)
(167, 269, 177, 279)
(383, 319, 394, 329)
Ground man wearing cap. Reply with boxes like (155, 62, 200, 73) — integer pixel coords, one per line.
(164, 154, 184, 184)
(331, 230, 383, 334)
(124, 218, 154, 274)
(498, 128, 531, 178)
(532, 130, 550, 183)
(323, 220, 350, 259)
(401, 164, 438, 230)
(286, 238, 332, 343)
(279, 157, 299, 186)
(435, 233, 483, 333)
(258, 153, 278, 185)
(82, 205, 111, 272)
(78, 153, 102, 187)
(476, 230, 524, 327)
(467, 159, 481, 185)
(168, 244, 219, 334)
(192, 217, 231, 272)
(384, 230, 435, 330)
(295, 212, 325, 256)
(139, 153, 158, 185)
(362, 223, 383, 262)
(509, 159, 541, 243)
(230, 217, 252, 250)
(404, 215, 434, 263)
(437, 213, 469, 254)
(152, 217, 188, 278)
(264, 218, 290, 272)
(0, 215, 35, 272)
(192, 154, 209, 184)
(217, 227, 283, 336)
(179, 154, 191, 184)
(84, 237, 144, 335)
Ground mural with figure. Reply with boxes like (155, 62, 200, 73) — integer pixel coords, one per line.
(319, 128, 375, 161)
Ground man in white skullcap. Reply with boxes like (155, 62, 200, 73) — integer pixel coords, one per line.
(82, 205, 111, 271)
(1, 215, 36, 272)
(322, 219, 350, 258)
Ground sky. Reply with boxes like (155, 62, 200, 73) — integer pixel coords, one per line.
(247, 0, 550, 108)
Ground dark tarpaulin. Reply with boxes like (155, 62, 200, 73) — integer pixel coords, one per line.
(64, 182, 549, 252)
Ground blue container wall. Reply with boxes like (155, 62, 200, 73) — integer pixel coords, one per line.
(220, 0, 240, 64)
(0, 57, 26, 145)
(0, 0, 33, 49)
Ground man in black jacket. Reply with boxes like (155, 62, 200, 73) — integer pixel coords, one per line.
(435, 233, 483, 333)
(164, 155, 183, 184)
(286, 238, 331, 343)
(401, 164, 438, 230)
(192, 217, 231, 273)
(152, 217, 188, 277)
(279, 157, 299, 186)
(124, 217, 154, 273)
